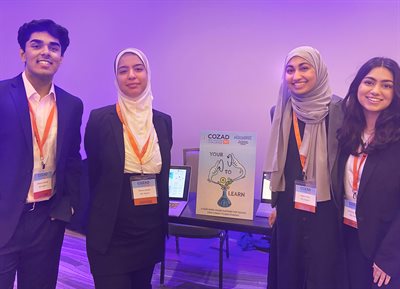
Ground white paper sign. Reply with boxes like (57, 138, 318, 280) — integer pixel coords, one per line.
(196, 131, 256, 220)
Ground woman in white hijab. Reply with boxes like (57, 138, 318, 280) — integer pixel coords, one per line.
(265, 46, 343, 289)
(85, 48, 173, 289)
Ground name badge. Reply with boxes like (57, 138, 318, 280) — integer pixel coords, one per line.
(294, 180, 317, 213)
(33, 167, 54, 200)
(343, 199, 358, 228)
(130, 174, 158, 206)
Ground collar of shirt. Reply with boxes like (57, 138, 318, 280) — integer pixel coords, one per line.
(22, 71, 56, 102)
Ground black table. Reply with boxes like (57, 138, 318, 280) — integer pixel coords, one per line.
(169, 192, 271, 235)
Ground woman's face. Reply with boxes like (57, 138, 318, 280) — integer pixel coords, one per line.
(285, 56, 317, 95)
(116, 53, 148, 99)
(357, 66, 394, 116)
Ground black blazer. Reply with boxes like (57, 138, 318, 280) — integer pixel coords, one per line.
(334, 141, 400, 278)
(84, 105, 172, 254)
(0, 74, 83, 247)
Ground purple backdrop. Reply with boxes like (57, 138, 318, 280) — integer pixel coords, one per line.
(1, 0, 399, 194)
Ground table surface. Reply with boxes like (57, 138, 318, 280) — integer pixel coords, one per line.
(169, 193, 271, 235)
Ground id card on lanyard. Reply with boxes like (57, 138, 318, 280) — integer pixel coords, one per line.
(294, 180, 317, 213)
(343, 153, 367, 228)
(292, 111, 317, 213)
(130, 174, 158, 206)
(29, 102, 56, 201)
(33, 166, 55, 200)
(343, 199, 357, 228)
(116, 103, 158, 206)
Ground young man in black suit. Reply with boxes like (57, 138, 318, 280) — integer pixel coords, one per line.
(0, 19, 83, 289)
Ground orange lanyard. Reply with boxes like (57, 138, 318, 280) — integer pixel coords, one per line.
(28, 102, 56, 169)
(116, 103, 150, 169)
(352, 153, 367, 199)
(292, 111, 306, 171)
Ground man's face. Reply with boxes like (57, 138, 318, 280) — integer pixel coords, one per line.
(20, 31, 63, 82)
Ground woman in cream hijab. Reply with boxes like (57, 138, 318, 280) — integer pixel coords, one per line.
(85, 48, 172, 289)
(265, 46, 342, 289)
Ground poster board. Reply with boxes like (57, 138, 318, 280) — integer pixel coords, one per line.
(196, 131, 256, 220)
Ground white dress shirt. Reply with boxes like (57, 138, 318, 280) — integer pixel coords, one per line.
(22, 72, 58, 203)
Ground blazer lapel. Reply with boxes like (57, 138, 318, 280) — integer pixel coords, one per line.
(153, 112, 167, 162)
(357, 153, 379, 201)
(109, 106, 125, 164)
(333, 151, 348, 209)
(10, 74, 33, 150)
(327, 100, 343, 175)
(55, 87, 67, 165)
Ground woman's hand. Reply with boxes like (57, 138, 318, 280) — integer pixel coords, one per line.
(373, 263, 391, 287)
(269, 209, 277, 227)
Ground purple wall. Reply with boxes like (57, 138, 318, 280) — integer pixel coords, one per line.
(1, 0, 399, 194)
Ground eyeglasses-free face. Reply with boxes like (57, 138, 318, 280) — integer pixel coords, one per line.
(285, 56, 317, 96)
(20, 31, 63, 83)
(357, 66, 394, 117)
(116, 53, 148, 99)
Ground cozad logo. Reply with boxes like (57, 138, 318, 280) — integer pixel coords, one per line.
(207, 133, 230, 144)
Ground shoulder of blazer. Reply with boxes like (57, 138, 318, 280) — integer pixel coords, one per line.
(89, 104, 117, 120)
(54, 85, 83, 106)
(328, 95, 344, 127)
(153, 109, 171, 121)
(152, 109, 172, 131)
(331, 94, 343, 104)
(0, 74, 23, 91)
(153, 109, 172, 131)
(391, 139, 400, 151)
(373, 139, 400, 158)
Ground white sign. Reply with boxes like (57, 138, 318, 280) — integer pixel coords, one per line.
(196, 131, 256, 220)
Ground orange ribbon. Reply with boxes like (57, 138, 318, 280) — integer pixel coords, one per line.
(292, 111, 306, 171)
(28, 102, 56, 169)
(116, 103, 150, 168)
(352, 153, 367, 199)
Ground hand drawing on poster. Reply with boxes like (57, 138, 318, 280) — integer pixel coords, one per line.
(207, 153, 246, 208)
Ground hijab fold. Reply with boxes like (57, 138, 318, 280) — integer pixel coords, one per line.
(265, 46, 332, 201)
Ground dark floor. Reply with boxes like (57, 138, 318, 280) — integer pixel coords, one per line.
(14, 230, 269, 289)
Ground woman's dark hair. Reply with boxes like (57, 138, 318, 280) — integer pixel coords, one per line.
(18, 19, 70, 56)
(337, 57, 400, 155)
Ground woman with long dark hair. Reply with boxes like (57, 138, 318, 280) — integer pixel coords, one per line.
(336, 57, 400, 288)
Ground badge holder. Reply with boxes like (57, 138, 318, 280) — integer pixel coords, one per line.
(343, 199, 358, 228)
(294, 179, 317, 213)
(130, 174, 158, 206)
(32, 166, 55, 200)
